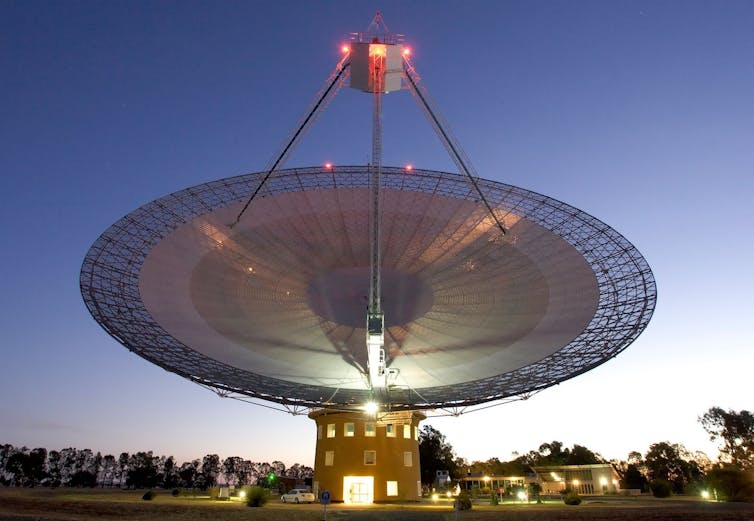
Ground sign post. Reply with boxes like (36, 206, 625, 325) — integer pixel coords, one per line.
(320, 490, 331, 521)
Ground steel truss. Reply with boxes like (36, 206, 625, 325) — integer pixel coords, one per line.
(81, 165, 657, 412)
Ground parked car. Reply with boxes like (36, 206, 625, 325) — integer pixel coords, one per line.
(281, 488, 316, 503)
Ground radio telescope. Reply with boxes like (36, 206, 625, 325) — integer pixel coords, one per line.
(81, 14, 655, 503)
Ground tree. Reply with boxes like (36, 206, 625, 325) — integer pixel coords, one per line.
(537, 441, 567, 465)
(644, 442, 701, 493)
(179, 460, 199, 488)
(236, 459, 253, 485)
(46, 450, 62, 487)
(5, 449, 28, 486)
(126, 451, 159, 489)
(418, 425, 458, 486)
(162, 456, 179, 489)
(565, 445, 603, 465)
(101, 455, 117, 487)
(700, 407, 754, 469)
(117, 452, 129, 488)
(27, 448, 47, 487)
(200, 454, 220, 489)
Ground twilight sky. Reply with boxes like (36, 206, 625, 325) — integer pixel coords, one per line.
(1, 1, 753, 467)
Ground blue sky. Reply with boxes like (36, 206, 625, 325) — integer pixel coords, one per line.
(1, 0, 753, 467)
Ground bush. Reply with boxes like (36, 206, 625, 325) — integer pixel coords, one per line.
(706, 466, 754, 502)
(563, 492, 582, 505)
(650, 479, 672, 498)
(245, 486, 269, 507)
(489, 492, 499, 505)
(455, 491, 472, 510)
(171, 488, 181, 497)
(142, 490, 156, 501)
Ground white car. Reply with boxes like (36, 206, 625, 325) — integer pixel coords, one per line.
(281, 488, 316, 503)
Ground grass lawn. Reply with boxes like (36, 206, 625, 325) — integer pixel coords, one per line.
(1, 488, 753, 520)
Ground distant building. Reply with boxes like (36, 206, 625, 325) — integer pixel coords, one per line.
(460, 464, 621, 496)
(533, 464, 621, 495)
(435, 470, 451, 489)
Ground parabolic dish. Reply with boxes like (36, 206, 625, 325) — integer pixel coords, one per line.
(80, 166, 656, 410)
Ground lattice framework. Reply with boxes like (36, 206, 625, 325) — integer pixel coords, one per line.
(81, 166, 656, 411)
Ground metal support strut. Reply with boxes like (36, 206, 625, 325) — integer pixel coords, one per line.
(402, 57, 508, 237)
(230, 55, 351, 228)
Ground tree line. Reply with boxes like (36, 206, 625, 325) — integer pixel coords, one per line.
(419, 406, 754, 501)
(0, 446, 312, 490)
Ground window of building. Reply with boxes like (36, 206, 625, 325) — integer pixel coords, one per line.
(386, 481, 398, 496)
(365, 423, 376, 437)
(327, 424, 336, 438)
(386, 423, 395, 437)
(414, 426, 419, 440)
(364, 450, 376, 465)
(317, 425, 323, 440)
(344, 422, 355, 437)
(403, 424, 411, 438)
(325, 451, 334, 466)
(404, 451, 413, 467)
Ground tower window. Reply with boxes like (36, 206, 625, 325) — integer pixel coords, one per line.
(364, 450, 376, 465)
(344, 422, 355, 437)
(365, 423, 376, 437)
(327, 424, 336, 438)
(404, 451, 413, 467)
(325, 451, 334, 466)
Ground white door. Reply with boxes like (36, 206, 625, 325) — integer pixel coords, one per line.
(343, 476, 374, 504)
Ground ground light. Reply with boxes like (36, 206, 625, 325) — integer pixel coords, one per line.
(517, 491, 528, 501)
(701, 490, 710, 499)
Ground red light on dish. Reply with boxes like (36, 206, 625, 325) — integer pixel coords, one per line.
(403, 47, 411, 56)
(405, 164, 413, 171)
(341, 45, 350, 53)
(324, 162, 333, 169)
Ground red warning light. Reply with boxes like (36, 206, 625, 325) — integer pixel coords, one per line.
(403, 47, 411, 56)
(405, 164, 413, 171)
(341, 45, 350, 53)
(324, 162, 333, 169)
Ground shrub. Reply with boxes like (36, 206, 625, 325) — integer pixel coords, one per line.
(650, 479, 672, 498)
(246, 486, 269, 507)
(455, 491, 472, 510)
(171, 488, 180, 497)
(489, 492, 499, 505)
(563, 492, 582, 505)
(706, 466, 754, 502)
(142, 490, 156, 501)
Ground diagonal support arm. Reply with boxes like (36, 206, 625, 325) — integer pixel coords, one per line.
(402, 57, 507, 237)
(230, 56, 351, 227)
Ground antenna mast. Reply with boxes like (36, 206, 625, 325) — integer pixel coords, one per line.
(350, 12, 403, 391)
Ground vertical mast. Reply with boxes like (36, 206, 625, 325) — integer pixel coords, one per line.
(369, 45, 383, 317)
(365, 32, 386, 391)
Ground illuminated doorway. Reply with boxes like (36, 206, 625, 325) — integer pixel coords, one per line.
(343, 476, 374, 504)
